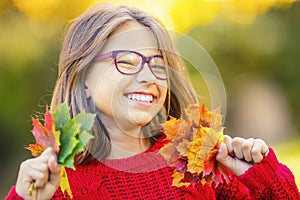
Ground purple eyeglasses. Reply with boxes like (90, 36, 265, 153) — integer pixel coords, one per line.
(93, 50, 168, 80)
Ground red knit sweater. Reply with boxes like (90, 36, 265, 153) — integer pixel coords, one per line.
(6, 136, 300, 199)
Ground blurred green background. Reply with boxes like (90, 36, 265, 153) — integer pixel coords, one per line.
(1, 0, 299, 197)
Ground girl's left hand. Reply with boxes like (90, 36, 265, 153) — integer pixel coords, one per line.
(216, 135, 269, 176)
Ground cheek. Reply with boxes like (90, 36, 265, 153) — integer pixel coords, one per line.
(92, 81, 113, 114)
(92, 73, 132, 112)
(157, 83, 168, 105)
(89, 67, 119, 109)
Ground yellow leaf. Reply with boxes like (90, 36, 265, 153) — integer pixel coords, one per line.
(172, 171, 190, 187)
(176, 138, 190, 156)
(60, 167, 73, 199)
(53, 126, 61, 149)
(197, 127, 222, 159)
(210, 106, 223, 132)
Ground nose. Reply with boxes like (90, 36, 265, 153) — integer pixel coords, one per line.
(136, 62, 157, 83)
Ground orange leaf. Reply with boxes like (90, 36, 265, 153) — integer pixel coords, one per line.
(199, 104, 213, 127)
(26, 143, 46, 157)
(162, 117, 180, 141)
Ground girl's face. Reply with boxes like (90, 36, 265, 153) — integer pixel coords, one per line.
(85, 21, 168, 133)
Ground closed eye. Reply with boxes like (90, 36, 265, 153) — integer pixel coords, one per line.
(117, 61, 134, 65)
(151, 65, 166, 70)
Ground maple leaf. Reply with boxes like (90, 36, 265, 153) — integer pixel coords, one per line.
(27, 143, 46, 157)
(198, 104, 213, 128)
(162, 117, 180, 141)
(27, 107, 60, 156)
(172, 171, 191, 187)
(159, 103, 230, 187)
(159, 143, 180, 165)
(52, 102, 96, 169)
(185, 104, 213, 128)
(210, 106, 223, 132)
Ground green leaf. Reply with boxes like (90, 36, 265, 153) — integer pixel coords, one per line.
(74, 113, 96, 131)
(63, 141, 84, 169)
(58, 137, 79, 165)
(78, 130, 94, 146)
(58, 120, 81, 164)
(52, 102, 71, 130)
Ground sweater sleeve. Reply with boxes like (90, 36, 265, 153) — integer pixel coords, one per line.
(215, 148, 299, 199)
(5, 186, 24, 200)
(237, 148, 300, 199)
(5, 186, 72, 200)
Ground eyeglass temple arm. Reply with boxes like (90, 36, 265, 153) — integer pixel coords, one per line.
(93, 51, 113, 62)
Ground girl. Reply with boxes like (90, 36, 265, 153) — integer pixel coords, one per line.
(6, 3, 299, 199)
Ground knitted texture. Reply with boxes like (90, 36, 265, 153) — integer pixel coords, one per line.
(6, 136, 300, 199)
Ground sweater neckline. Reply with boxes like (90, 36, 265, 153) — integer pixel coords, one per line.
(98, 134, 169, 173)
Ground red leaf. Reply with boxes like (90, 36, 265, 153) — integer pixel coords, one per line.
(28, 106, 60, 157)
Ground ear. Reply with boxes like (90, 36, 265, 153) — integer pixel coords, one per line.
(84, 81, 91, 99)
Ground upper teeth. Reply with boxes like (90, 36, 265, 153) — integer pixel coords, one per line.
(127, 94, 153, 103)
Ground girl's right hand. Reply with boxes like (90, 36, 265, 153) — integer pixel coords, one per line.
(15, 148, 61, 200)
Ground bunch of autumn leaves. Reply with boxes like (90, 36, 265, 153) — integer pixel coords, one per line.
(27, 102, 96, 198)
(159, 104, 230, 187)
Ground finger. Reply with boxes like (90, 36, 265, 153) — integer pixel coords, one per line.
(20, 158, 50, 188)
(259, 138, 269, 156)
(34, 166, 49, 188)
(48, 156, 61, 187)
(30, 161, 49, 173)
(251, 139, 269, 163)
(224, 135, 234, 156)
(232, 137, 245, 159)
(216, 142, 230, 163)
(27, 169, 49, 188)
(16, 156, 51, 199)
(48, 156, 60, 175)
(242, 138, 254, 162)
(19, 159, 47, 180)
(38, 147, 56, 162)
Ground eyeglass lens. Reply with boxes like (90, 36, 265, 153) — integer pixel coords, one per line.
(115, 51, 167, 79)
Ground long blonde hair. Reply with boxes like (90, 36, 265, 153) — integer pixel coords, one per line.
(51, 3, 197, 164)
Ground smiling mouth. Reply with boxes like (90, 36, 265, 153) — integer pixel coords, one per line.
(126, 93, 154, 103)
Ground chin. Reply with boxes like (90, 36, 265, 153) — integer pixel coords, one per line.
(127, 110, 154, 125)
(132, 119, 151, 127)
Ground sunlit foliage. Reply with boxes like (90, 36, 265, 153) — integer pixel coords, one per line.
(12, 0, 94, 21)
(10, 0, 296, 32)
